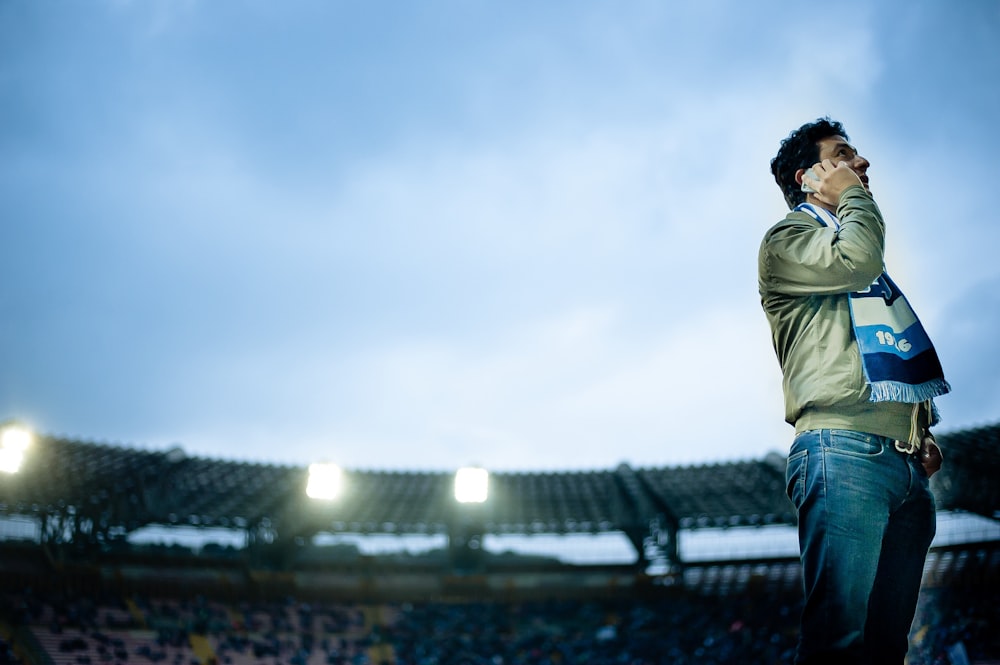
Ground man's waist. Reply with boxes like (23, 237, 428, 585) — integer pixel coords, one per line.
(795, 402, 917, 444)
(796, 428, 926, 458)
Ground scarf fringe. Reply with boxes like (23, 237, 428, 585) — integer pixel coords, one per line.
(869, 378, 952, 405)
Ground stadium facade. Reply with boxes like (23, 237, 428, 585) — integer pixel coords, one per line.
(0, 421, 997, 664)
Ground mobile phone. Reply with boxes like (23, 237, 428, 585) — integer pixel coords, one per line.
(801, 168, 818, 193)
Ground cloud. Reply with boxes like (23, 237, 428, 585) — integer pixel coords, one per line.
(157, 294, 789, 471)
(2, 0, 996, 474)
(933, 275, 1000, 429)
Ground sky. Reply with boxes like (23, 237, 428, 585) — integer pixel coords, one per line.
(2, 0, 999, 474)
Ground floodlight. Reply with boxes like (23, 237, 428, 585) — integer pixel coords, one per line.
(0, 423, 33, 474)
(1, 424, 32, 452)
(306, 463, 343, 500)
(454, 467, 489, 504)
(0, 448, 23, 474)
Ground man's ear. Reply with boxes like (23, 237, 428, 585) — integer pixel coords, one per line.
(794, 168, 806, 187)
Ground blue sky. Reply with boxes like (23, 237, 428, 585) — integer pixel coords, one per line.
(2, 0, 998, 472)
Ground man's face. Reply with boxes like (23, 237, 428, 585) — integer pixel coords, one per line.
(816, 135, 871, 194)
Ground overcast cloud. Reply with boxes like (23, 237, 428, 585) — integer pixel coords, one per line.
(2, 0, 998, 471)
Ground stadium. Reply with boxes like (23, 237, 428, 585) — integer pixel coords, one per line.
(1, 420, 997, 665)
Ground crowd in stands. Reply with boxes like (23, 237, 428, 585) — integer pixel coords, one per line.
(385, 593, 800, 665)
(1, 581, 998, 665)
(0, 637, 19, 665)
(908, 586, 1000, 665)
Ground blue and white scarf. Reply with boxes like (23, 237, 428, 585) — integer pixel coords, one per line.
(795, 203, 951, 420)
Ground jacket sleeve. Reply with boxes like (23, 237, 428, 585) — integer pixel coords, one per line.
(760, 185, 886, 296)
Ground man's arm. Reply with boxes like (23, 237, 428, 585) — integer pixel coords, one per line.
(760, 185, 886, 296)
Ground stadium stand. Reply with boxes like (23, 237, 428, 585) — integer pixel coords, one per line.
(1, 562, 998, 665)
(0, 421, 997, 664)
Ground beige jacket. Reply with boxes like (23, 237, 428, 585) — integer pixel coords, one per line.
(758, 185, 926, 445)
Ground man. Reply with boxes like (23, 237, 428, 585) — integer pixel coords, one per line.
(758, 118, 951, 665)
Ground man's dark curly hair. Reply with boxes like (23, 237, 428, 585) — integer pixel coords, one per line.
(770, 117, 848, 209)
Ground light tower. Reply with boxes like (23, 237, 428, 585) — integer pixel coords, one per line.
(0, 421, 34, 474)
(450, 466, 489, 571)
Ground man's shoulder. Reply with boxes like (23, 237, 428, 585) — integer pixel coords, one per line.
(762, 210, 823, 243)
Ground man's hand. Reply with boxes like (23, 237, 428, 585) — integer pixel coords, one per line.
(802, 158, 864, 207)
(921, 436, 943, 478)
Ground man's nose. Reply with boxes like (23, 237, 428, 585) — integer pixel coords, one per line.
(853, 154, 870, 171)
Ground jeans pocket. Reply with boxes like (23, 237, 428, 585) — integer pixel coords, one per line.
(785, 448, 808, 508)
(826, 429, 883, 457)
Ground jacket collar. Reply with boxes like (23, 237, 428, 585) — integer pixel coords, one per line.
(794, 202, 840, 231)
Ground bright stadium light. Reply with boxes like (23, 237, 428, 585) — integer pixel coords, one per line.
(454, 467, 489, 504)
(0, 448, 23, 474)
(0, 423, 33, 474)
(306, 463, 343, 500)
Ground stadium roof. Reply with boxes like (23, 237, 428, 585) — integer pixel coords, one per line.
(1, 421, 997, 564)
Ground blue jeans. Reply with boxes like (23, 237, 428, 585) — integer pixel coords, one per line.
(785, 429, 936, 665)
